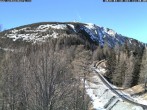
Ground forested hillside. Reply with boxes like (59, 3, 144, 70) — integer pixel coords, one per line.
(0, 22, 146, 110)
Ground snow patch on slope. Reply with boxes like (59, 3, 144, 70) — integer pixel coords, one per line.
(85, 84, 106, 110)
(37, 24, 67, 30)
(105, 28, 116, 37)
(6, 24, 67, 42)
(68, 24, 76, 32)
(7, 31, 59, 42)
(83, 23, 126, 47)
(133, 97, 147, 105)
(85, 23, 96, 29)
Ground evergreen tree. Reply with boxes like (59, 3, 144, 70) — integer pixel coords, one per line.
(139, 47, 147, 89)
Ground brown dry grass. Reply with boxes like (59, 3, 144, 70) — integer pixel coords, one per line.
(123, 84, 147, 100)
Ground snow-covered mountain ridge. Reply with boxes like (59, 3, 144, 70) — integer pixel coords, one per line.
(0, 22, 144, 47)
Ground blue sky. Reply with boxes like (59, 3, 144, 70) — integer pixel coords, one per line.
(0, 0, 147, 42)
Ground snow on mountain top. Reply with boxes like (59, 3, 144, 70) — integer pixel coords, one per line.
(105, 28, 116, 37)
(85, 23, 97, 29)
(2, 22, 144, 47)
(37, 24, 67, 30)
(3, 23, 121, 46)
(5, 24, 68, 42)
(82, 23, 125, 46)
(67, 24, 76, 32)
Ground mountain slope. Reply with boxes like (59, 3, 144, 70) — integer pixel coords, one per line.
(0, 22, 146, 110)
(0, 22, 144, 48)
(0, 22, 145, 86)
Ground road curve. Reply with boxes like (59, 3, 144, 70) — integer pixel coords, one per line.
(92, 68, 147, 110)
